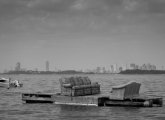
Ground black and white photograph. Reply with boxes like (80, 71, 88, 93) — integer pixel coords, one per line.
(0, 0, 165, 120)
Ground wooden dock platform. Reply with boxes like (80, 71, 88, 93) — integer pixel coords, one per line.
(22, 78, 163, 107)
(22, 93, 163, 107)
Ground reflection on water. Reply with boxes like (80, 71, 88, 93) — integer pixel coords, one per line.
(0, 74, 165, 120)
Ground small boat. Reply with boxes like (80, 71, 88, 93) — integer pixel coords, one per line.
(0, 78, 10, 88)
(10, 80, 23, 88)
(0, 78, 23, 88)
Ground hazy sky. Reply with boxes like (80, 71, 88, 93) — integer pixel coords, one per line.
(0, 0, 165, 72)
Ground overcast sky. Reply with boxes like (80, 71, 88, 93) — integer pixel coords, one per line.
(0, 0, 165, 72)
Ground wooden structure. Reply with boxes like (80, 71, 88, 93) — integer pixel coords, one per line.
(22, 77, 163, 107)
(59, 76, 100, 96)
(22, 93, 163, 107)
(109, 81, 141, 100)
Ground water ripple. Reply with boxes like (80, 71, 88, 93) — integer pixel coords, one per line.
(0, 74, 164, 120)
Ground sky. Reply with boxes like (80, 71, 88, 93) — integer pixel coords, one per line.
(0, 0, 165, 72)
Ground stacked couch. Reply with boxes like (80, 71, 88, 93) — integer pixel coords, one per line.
(59, 76, 100, 96)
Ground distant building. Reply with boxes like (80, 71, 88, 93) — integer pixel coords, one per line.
(119, 67, 123, 72)
(46, 61, 49, 71)
(96, 67, 101, 73)
(141, 64, 147, 70)
(102, 67, 106, 73)
(130, 63, 136, 70)
(121, 64, 127, 71)
(152, 65, 156, 70)
(146, 63, 152, 70)
(35, 68, 38, 71)
(114, 64, 118, 73)
(110, 65, 114, 73)
(140, 63, 156, 70)
(15, 62, 21, 71)
(161, 66, 164, 70)
(135, 65, 139, 69)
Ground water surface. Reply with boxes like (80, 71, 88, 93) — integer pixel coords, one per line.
(0, 74, 165, 120)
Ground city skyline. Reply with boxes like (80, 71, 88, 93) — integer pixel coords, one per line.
(5, 61, 164, 74)
(0, 0, 165, 72)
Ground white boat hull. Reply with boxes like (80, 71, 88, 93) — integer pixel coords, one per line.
(0, 82, 9, 88)
(0, 78, 23, 88)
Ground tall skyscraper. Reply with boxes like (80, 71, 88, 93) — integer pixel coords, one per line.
(46, 61, 49, 71)
(102, 67, 106, 73)
(110, 65, 114, 73)
(96, 67, 101, 73)
(113, 64, 118, 73)
(15, 62, 21, 71)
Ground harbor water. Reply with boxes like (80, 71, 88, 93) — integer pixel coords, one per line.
(0, 74, 165, 120)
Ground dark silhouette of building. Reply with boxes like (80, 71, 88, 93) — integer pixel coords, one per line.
(15, 62, 21, 71)
(46, 61, 49, 71)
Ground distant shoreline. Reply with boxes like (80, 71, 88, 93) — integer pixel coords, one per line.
(0, 72, 114, 75)
(1, 70, 96, 75)
(1, 70, 86, 75)
(1, 69, 165, 75)
(119, 69, 165, 74)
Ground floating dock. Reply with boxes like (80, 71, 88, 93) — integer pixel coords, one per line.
(21, 77, 163, 107)
(22, 93, 163, 107)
